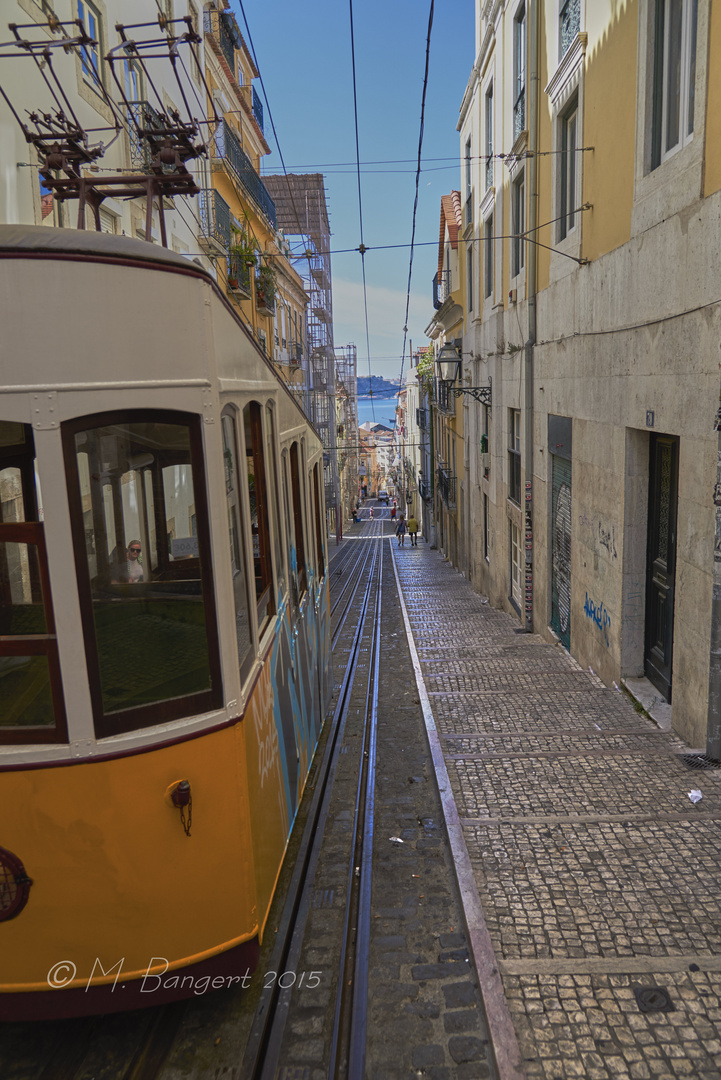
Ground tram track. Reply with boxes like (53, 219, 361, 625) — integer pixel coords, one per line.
(240, 523, 385, 1079)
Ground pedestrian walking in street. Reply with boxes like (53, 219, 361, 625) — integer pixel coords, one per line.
(370, 506, 374, 520)
(395, 514, 407, 547)
(390, 504, 396, 520)
(406, 515, 419, 546)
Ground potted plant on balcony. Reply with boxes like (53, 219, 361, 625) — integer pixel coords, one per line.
(255, 263, 276, 311)
(228, 229, 256, 291)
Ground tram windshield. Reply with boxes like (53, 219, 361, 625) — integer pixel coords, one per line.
(65, 413, 221, 737)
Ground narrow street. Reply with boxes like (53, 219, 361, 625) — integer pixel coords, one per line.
(386, 534, 721, 1079)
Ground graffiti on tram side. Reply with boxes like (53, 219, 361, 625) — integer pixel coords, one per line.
(584, 592, 611, 647)
(249, 664, 279, 794)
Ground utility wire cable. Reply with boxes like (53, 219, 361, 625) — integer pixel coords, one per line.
(397, 0, 434, 416)
(348, 0, 375, 422)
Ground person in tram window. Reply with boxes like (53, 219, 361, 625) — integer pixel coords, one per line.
(114, 540, 144, 583)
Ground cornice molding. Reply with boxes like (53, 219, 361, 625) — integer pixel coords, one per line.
(545, 33, 587, 109)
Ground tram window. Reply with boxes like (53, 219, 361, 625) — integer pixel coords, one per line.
(265, 406, 286, 602)
(0, 422, 67, 742)
(64, 413, 222, 737)
(221, 411, 254, 681)
(289, 442, 307, 597)
(243, 402, 275, 636)
(313, 463, 325, 578)
(282, 451, 299, 613)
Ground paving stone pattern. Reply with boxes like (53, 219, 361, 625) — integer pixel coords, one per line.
(393, 544, 721, 1080)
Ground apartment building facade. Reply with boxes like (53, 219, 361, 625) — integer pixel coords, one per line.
(444, 0, 720, 751)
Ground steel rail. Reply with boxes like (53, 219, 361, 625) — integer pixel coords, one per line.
(328, 535, 383, 1080)
(239, 535, 382, 1080)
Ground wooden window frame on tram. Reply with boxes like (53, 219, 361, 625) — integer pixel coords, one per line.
(61, 408, 223, 740)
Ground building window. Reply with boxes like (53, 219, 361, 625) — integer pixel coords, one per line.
(485, 84, 494, 191)
(512, 172, 525, 277)
(509, 409, 521, 505)
(559, 0, 581, 59)
(559, 97, 578, 241)
(464, 137, 473, 227)
(514, 4, 526, 138)
(484, 215, 493, 298)
(63, 410, 222, 738)
(77, 0, 102, 86)
(652, 0, 698, 168)
(510, 521, 522, 609)
(467, 245, 474, 313)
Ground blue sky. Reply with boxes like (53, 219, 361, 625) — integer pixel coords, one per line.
(234, 0, 475, 382)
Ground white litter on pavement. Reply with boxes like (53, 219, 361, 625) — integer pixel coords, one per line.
(688, 790, 703, 804)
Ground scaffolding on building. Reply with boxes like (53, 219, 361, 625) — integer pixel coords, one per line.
(263, 173, 342, 536)
(334, 344, 359, 523)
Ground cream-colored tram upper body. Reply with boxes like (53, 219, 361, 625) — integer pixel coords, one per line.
(0, 226, 332, 1019)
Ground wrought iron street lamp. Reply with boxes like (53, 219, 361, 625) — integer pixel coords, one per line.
(434, 345, 492, 405)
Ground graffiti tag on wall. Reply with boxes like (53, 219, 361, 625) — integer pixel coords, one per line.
(584, 592, 611, 647)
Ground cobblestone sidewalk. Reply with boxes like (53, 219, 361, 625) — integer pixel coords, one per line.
(393, 542, 721, 1080)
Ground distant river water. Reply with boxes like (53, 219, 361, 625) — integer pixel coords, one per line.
(356, 398, 398, 428)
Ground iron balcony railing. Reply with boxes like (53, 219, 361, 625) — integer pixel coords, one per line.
(204, 8, 237, 73)
(255, 271, 275, 314)
(433, 269, 450, 309)
(513, 89, 526, 140)
(252, 85, 264, 132)
(418, 476, 429, 501)
(290, 340, 303, 363)
(198, 188, 231, 252)
(227, 251, 252, 295)
(437, 466, 457, 510)
(127, 100, 167, 172)
(560, 0, 581, 57)
(416, 407, 427, 431)
(436, 379, 454, 414)
(215, 120, 277, 228)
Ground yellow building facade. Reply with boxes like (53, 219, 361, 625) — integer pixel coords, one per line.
(450, 0, 721, 750)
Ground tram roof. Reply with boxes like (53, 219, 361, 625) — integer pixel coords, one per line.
(0, 224, 213, 280)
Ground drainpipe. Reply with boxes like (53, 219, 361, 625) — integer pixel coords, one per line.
(429, 384, 437, 548)
(522, 0, 539, 631)
(707, 397, 721, 758)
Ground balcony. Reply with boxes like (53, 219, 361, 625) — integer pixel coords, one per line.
(126, 100, 167, 172)
(227, 251, 252, 297)
(560, 0, 581, 57)
(416, 407, 427, 431)
(255, 270, 275, 314)
(252, 85, 264, 133)
(290, 340, 303, 364)
(433, 269, 451, 310)
(214, 120, 277, 228)
(204, 8, 238, 74)
(437, 465, 457, 510)
(436, 379, 454, 415)
(513, 90, 526, 141)
(198, 189, 231, 254)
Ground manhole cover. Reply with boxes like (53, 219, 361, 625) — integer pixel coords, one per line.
(633, 985, 675, 1013)
(681, 754, 721, 771)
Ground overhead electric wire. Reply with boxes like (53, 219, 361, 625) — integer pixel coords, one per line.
(348, 0, 375, 423)
(397, 0, 434, 420)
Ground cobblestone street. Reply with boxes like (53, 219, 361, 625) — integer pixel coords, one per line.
(392, 540, 721, 1080)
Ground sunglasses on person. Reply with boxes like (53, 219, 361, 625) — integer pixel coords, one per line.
(129, 547, 141, 553)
